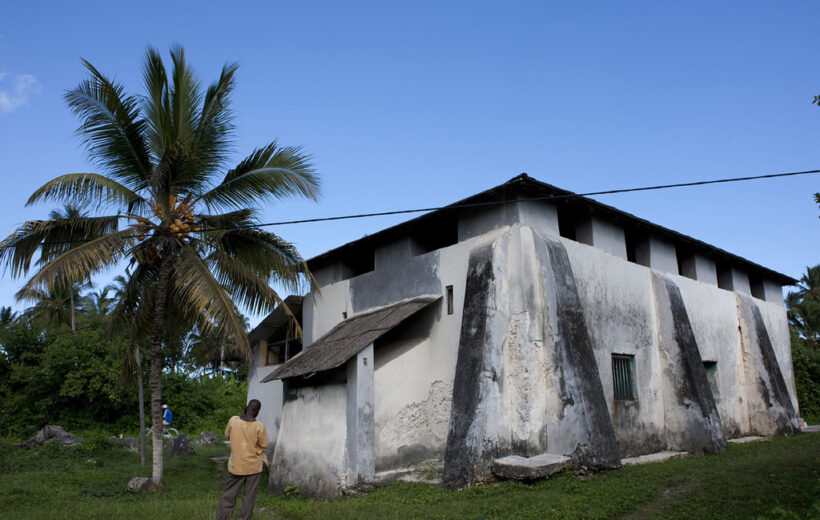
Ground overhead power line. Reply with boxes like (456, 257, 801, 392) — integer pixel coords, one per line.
(1, 168, 818, 250)
(246, 168, 820, 229)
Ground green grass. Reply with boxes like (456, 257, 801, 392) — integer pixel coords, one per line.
(0, 434, 818, 519)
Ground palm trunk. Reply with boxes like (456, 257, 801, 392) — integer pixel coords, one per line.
(137, 344, 146, 466)
(149, 254, 173, 486)
(70, 291, 76, 333)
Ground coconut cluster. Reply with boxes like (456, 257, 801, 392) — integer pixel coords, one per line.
(169, 202, 200, 238)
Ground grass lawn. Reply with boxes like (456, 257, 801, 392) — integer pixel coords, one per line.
(0, 433, 817, 519)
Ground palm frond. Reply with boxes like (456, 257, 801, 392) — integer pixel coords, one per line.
(0, 214, 119, 278)
(198, 142, 319, 210)
(141, 46, 170, 163)
(191, 62, 237, 183)
(27, 173, 146, 213)
(172, 245, 250, 355)
(206, 248, 288, 316)
(19, 229, 135, 295)
(204, 227, 309, 292)
(66, 61, 153, 188)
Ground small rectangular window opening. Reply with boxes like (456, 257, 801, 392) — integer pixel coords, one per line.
(703, 361, 719, 396)
(446, 285, 454, 315)
(612, 354, 636, 400)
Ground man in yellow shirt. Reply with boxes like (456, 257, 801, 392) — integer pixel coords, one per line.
(217, 399, 268, 520)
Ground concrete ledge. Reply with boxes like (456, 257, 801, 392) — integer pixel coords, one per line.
(492, 453, 569, 480)
(374, 459, 443, 485)
(727, 436, 768, 444)
(621, 451, 687, 466)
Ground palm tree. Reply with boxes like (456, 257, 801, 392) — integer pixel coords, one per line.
(0, 46, 319, 485)
(186, 323, 245, 376)
(0, 307, 17, 328)
(787, 265, 820, 340)
(18, 281, 91, 332)
(14, 205, 101, 332)
(83, 286, 116, 316)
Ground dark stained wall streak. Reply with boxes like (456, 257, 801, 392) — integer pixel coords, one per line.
(746, 299, 800, 434)
(543, 238, 621, 468)
(443, 244, 494, 487)
(659, 277, 727, 453)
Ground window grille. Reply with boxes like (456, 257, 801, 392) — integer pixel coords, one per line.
(612, 354, 636, 400)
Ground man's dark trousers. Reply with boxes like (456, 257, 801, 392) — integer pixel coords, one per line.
(218, 471, 262, 520)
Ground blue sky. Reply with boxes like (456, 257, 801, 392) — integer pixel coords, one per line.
(1, 1, 818, 323)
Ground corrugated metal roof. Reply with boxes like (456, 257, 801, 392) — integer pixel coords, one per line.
(262, 295, 441, 381)
(248, 295, 304, 344)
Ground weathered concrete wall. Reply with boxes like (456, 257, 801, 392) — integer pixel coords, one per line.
(736, 296, 800, 435)
(679, 254, 718, 286)
(346, 344, 375, 485)
(636, 236, 678, 275)
(444, 226, 621, 487)
(303, 280, 350, 347)
(350, 244, 440, 313)
(373, 309, 452, 471)
(672, 275, 746, 437)
(562, 237, 666, 457)
(576, 216, 627, 260)
(268, 209, 797, 496)
(653, 275, 727, 454)
(539, 235, 622, 465)
(755, 298, 798, 414)
(371, 232, 499, 473)
(762, 280, 784, 304)
(246, 358, 284, 445)
(269, 384, 348, 499)
(719, 268, 751, 295)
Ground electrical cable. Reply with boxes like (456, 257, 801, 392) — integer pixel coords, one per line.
(1, 168, 817, 250)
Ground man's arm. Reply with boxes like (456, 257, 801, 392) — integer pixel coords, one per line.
(257, 424, 268, 458)
(224, 418, 232, 439)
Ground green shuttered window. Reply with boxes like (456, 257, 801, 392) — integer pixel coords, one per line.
(612, 354, 636, 400)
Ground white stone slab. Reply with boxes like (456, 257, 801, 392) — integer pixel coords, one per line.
(492, 453, 569, 480)
(620, 451, 687, 466)
(727, 436, 767, 444)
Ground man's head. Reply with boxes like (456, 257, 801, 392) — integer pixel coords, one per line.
(245, 399, 261, 418)
(162, 404, 168, 410)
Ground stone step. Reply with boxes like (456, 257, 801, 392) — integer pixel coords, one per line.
(492, 453, 570, 481)
(620, 451, 687, 466)
(727, 436, 767, 444)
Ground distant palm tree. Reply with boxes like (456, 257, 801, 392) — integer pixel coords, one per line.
(13, 205, 101, 332)
(186, 324, 245, 376)
(787, 265, 820, 340)
(0, 46, 319, 485)
(83, 286, 116, 316)
(0, 307, 17, 327)
(19, 281, 91, 332)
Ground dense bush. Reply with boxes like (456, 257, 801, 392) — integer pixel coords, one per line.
(158, 372, 247, 435)
(792, 336, 820, 423)
(0, 316, 247, 440)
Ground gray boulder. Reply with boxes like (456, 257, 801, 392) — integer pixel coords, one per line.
(193, 431, 219, 447)
(166, 434, 195, 458)
(14, 425, 83, 448)
(108, 436, 139, 453)
(126, 477, 153, 492)
(492, 453, 569, 481)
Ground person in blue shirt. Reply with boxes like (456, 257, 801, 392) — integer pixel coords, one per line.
(162, 404, 173, 426)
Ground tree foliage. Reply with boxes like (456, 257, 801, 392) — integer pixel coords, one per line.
(0, 308, 248, 439)
(787, 265, 820, 422)
(0, 46, 318, 484)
